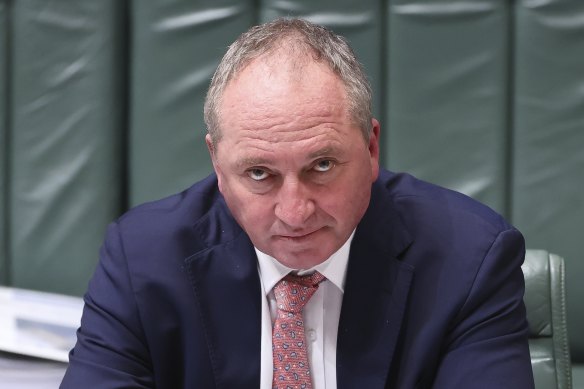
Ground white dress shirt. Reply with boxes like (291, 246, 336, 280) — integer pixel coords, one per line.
(256, 231, 354, 389)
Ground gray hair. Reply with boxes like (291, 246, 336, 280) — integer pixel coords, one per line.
(203, 18, 373, 145)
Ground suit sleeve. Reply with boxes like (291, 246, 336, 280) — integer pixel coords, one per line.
(60, 222, 155, 388)
(431, 228, 535, 388)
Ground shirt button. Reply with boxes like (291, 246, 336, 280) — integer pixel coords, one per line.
(307, 329, 317, 342)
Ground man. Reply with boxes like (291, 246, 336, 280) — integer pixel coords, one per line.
(62, 18, 534, 388)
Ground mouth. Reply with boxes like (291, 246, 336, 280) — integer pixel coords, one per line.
(276, 228, 322, 242)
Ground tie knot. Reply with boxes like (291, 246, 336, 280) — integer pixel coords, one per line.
(273, 272, 326, 313)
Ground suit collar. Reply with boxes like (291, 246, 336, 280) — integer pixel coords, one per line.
(337, 177, 415, 389)
(183, 199, 262, 389)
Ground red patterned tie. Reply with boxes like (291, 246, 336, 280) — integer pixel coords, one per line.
(272, 271, 326, 389)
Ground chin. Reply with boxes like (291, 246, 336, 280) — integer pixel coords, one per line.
(273, 246, 335, 269)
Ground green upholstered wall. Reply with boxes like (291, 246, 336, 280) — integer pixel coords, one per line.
(7, 1, 125, 294)
(129, 0, 256, 206)
(0, 0, 7, 286)
(387, 0, 511, 213)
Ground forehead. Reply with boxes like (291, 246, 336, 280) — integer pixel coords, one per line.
(219, 54, 349, 124)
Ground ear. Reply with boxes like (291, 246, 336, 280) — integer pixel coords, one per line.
(205, 134, 216, 160)
(368, 118, 381, 182)
(206, 134, 224, 192)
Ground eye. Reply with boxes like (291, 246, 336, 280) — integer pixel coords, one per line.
(313, 159, 334, 172)
(247, 168, 270, 181)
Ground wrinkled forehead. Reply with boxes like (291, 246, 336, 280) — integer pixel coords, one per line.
(219, 57, 349, 127)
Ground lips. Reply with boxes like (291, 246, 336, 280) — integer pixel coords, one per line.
(276, 228, 321, 241)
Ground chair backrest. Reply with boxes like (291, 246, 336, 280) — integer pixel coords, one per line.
(523, 250, 572, 389)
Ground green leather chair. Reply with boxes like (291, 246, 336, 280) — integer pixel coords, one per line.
(523, 250, 572, 389)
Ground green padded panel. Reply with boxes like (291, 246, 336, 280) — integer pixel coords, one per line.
(529, 337, 558, 389)
(512, 0, 584, 362)
(259, 0, 384, 138)
(129, 0, 255, 205)
(10, 0, 124, 296)
(0, 0, 7, 285)
(386, 0, 511, 214)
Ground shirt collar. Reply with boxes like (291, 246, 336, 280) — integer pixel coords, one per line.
(256, 230, 354, 295)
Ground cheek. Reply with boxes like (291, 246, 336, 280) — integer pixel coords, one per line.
(240, 201, 272, 224)
(327, 177, 371, 223)
(313, 189, 352, 224)
(223, 187, 275, 230)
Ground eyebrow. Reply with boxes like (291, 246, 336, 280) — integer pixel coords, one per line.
(235, 157, 271, 169)
(235, 146, 341, 168)
(308, 146, 338, 159)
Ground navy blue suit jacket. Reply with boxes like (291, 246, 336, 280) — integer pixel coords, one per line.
(61, 170, 534, 388)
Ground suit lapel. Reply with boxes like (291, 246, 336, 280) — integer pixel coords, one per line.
(183, 201, 262, 389)
(337, 183, 415, 389)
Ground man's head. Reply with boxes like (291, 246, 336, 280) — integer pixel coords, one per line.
(204, 18, 380, 269)
(204, 18, 373, 145)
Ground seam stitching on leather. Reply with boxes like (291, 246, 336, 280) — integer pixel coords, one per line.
(558, 256, 572, 388)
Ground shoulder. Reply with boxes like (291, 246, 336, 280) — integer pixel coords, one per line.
(374, 169, 514, 240)
(118, 174, 222, 228)
(368, 170, 524, 278)
(372, 172, 530, 387)
(107, 174, 239, 261)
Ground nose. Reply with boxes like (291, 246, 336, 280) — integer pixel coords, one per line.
(274, 178, 316, 228)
